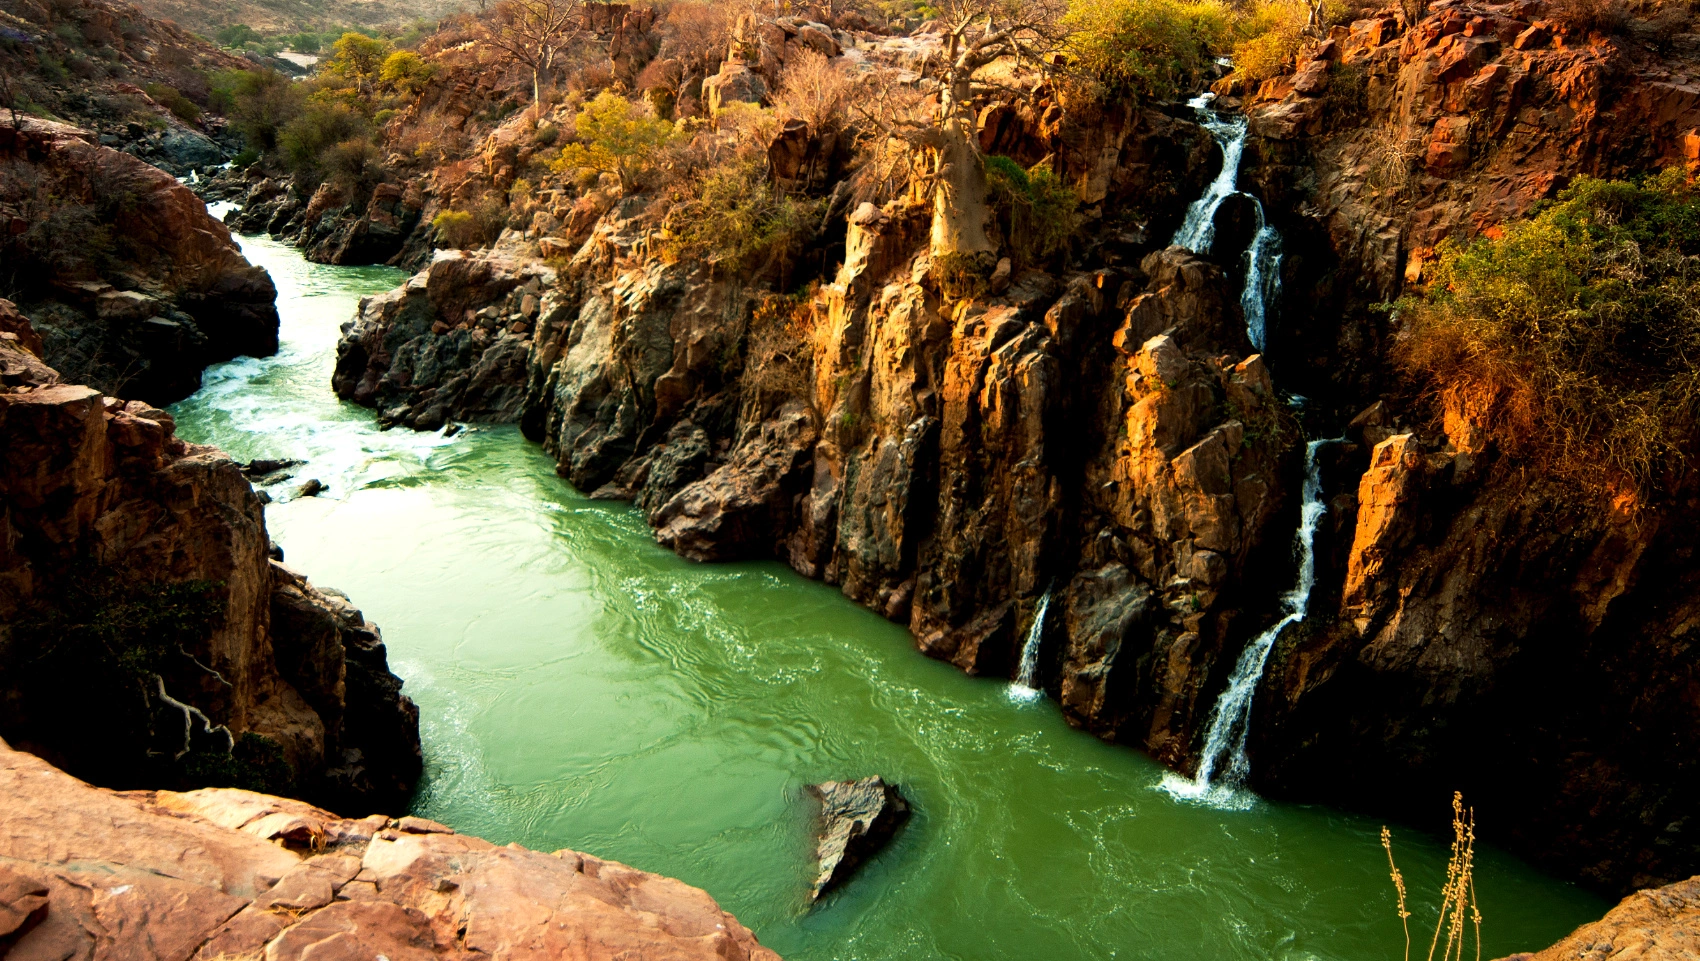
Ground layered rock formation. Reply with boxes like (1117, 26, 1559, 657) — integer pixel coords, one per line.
(807, 776, 909, 901)
(0, 736, 780, 961)
(0, 315, 418, 813)
(0, 118, 278, 405)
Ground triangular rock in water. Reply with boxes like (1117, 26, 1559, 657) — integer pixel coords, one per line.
(806, 775, 910, 901)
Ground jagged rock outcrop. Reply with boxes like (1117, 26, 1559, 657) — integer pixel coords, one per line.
(0, 319, 418, 813)
(332, 250, 551, 430)
(0, 119, 279, 406)
(1496, 875, 1700, 961)
(0, 737, 781, 961)
(806, 776, 909, 900)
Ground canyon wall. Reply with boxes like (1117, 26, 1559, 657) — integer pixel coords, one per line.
(1, 118, 278, 405)
(0, 311, 420, 814)
(0, 736, 779, 961)
(245, 0, 1700, 895)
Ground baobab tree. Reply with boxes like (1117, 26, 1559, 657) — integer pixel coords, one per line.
(855, 0, 1068, 271)
(486, 0, 586, 108)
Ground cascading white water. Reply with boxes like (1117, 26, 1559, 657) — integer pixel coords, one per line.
(1172, 94, 1285, 354)
(1008, 589, 1053, 703)
(1161, 438, 1336, 808)
(1171, 94, 1249, 253)
(1240, 220, 1282, 353)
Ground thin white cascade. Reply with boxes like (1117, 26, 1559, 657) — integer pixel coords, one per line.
(1171, 94, 1249, 253)
(1172, 94, 1285, 354)
(1008, 589, 1053, 703)
(1240, 216, 1282, 353)
(1160, 437, 1336, 809)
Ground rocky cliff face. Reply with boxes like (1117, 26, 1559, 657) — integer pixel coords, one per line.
(1497, 875, 1700, 961)
(1215, 0, 1700, 895)
(0, 736, 780, 961)
(0, 314, 419, 813)
(1, 118, 278, 405)
(227, 0, 1700, 897)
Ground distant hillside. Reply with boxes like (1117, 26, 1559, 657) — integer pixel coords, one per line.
(127, 0, 467, 39)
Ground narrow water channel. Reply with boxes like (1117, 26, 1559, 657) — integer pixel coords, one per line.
(169, 232, 1606, 961)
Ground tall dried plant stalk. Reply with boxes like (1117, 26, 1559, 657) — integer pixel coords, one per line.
(1383, 792, 1482, 961)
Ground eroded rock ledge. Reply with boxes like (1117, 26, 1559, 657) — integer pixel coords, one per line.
(0, 318, 418, 813)
(0, 737, 780, 961)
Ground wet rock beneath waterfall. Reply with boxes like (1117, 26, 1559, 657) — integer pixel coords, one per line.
(806, 776, 910, 900)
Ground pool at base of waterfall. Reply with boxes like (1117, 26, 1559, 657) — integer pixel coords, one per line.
(167, 230, 1607, 961)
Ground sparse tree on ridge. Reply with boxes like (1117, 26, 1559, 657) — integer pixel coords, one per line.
(486, 0, 587, 110)
(854, 0, 1068, 270)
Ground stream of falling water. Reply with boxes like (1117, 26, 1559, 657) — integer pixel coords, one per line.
(1006, 589, 1052, 703)
(1171, 93, 1284, 354)
(1163, 439, 1336, 808)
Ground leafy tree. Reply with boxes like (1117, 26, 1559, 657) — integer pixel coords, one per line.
(551, 91, 675, 193)
(321, 31, 393, 98)
(380, 50, 436, 95)
(1065, 0, 1229, 99)
(215, 23, 259, 47)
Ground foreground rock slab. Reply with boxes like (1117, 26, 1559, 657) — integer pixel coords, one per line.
(0, 737, 782, 961)
(1497, 876, 1700, 961)
(807, 776, 910, 900)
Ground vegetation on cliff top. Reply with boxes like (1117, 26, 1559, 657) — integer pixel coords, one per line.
(1398, 171, 1700, 500)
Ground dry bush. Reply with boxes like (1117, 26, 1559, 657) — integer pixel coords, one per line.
(1548, 0, 1630, 33)
(1381, 793, 1481, 961)
(395, 108, 471, 164)
(1395, 172, 1700, 500)
(743, 292, 819, 402)
(775, 48, 854, 133)
(845, 69, 929, 205)
(654, 0, 736, 66)
(1365, 123, 1419, 194)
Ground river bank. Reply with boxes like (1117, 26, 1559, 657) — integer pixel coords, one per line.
(162, 224, 1609, 961)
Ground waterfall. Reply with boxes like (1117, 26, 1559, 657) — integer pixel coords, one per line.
(1171, 94, 1249, 253)
(1008, 589, 1053, 703)
(1240, 218, 1282, 353)
(1171, 94, 1284, 354)
(1161, 438, 1336, 808)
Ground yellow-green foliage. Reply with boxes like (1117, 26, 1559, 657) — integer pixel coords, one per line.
(1065, 0, 1232, 100)
(1229, 0, 1352, 83)
(1397, 171, 1700, 498)
(550, 91, 676, 194)
(379, 51, 437, 96)
(663, 155, 819, 273)
(985, 155, 1079, 265)
(432, 210, 478, 247)
(322, 32, 393, 93)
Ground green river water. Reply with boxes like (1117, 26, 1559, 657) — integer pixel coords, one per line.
(169, 229, 1606, 961)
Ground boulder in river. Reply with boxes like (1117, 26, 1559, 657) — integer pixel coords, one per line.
(806, 776, 910, 900)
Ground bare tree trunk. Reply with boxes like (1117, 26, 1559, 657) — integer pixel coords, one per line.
(930, 79, 994, 260)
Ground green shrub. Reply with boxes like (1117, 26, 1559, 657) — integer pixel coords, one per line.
(662, 155, 820, 274)
(1229, 0, 1353, 84)
(143, 82, 202, 123)
(278, 104, 371, 180)
(551, 90, 676, 193)
(432, 197, 507, 247)
(1397, 171, 1700, 499)
(379, 50, 435, 95)
(212, 68, 306, 154)
(985, 155, 1079, 265)
(534, 122, 559, 146)
(1065, 0, 1231, 100)
(216, 24, 259, 47)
